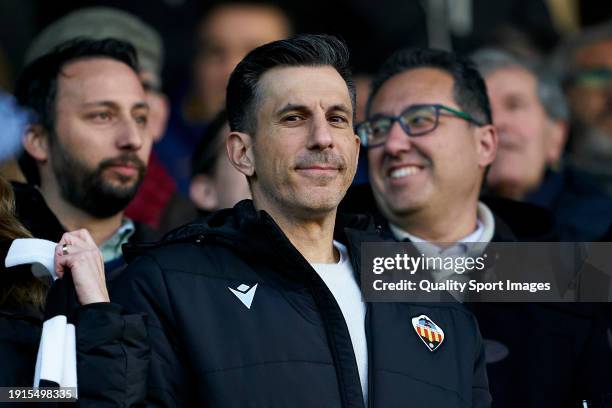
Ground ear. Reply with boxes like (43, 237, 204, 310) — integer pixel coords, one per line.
(23, 125, 50, 163)
(189, 174, 218, 211)
(227, 131, 255, 177)
(545, 119, 567, 165)
(475, 124, 497, 168)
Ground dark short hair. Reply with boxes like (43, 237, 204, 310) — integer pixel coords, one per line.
(226, 33, 356, 135)
(14, 37, 139, 185)
(366, 48, 492, 125)
(191, 110, 228, 177)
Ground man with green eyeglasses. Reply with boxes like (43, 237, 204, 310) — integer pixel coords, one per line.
(357, 48, 498, 243)
(351, 48, 612, 407)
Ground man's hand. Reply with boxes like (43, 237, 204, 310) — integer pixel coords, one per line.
(55, 229, 109, 305)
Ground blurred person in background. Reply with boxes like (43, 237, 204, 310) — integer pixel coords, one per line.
(0, 44, 11, 91)
(0, 175, 46, 387)
(0, 175, 148, 404)
(0, 44, 28, 184)
(352, 73, 373, 185)
(473, 48, 612, 241)
(156, 0, 292, 196)
(190, 1, 292, 123)
(157, 110, 251, 232)
(14, 38, 156, 275)
(0, 90, 28, 183)
(551, 20, 612, 193)
(188, 110, 250, 214)
(24, 6, 172, 231)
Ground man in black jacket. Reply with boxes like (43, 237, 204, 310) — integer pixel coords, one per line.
(9, 38, 152, 405)
(355, 47, 612, 407)
(112, 34, 491, 407)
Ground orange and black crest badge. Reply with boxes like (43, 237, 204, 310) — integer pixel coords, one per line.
(412, 315, 444, 352)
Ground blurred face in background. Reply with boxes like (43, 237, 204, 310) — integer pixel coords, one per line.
(354, 74, 372, 123)
(193, 4, 290, 121)
(485, 66, 565, 199)
(567, 39, 612, 136)
(190, 123, 251, 212)
(139, 70, 169, 143)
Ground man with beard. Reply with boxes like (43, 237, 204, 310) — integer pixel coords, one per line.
(13, 37, 155, 273)
(23, 6, 173, 231)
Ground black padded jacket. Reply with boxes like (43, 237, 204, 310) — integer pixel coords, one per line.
(112, 200, 491, 407)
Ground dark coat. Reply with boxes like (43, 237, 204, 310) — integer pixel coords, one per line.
(524, 166, 612, 241)
(0, 308, 40, 387)
(341, 184, 612, 406)
(0, 304, 150, 406)
(11, 182, 158, 273)
(0, 238, 150, 406)
(0, 253, 150, 406)
(111, 200, 492, 407)
(364, 192, 612, 406)
(1, 182, 152, 406)
(475, 209, 612, 408)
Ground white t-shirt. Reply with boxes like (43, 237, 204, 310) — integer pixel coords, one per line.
(311, 241, 368, 404)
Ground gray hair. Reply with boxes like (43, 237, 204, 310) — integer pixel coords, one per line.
(472, 48, 569, 122)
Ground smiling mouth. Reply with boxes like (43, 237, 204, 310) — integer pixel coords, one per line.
(387, 165, 423, 179)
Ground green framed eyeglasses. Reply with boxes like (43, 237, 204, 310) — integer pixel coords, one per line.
(356, 103, 485, 148)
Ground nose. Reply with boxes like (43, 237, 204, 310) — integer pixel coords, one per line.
(383, 120, 411, 156)
(307, 112, 334, 150)
(116, 117, 145, 151)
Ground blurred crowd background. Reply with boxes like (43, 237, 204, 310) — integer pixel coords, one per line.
(2, 0, 612, 238)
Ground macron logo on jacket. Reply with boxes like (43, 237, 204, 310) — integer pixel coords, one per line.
(229, 283, 258, 309)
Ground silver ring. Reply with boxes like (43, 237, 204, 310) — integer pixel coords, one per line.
(61, 244, 69, 255)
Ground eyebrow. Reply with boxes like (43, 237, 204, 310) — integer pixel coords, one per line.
(81, 100, 149, 111)
(276, 103, 352, 116)
(328, 104, 352, 116)
(132, 101, 150, 111)
(276, 103, 309, 116)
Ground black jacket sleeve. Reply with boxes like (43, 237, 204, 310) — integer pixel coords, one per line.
(110, 254, 193, 407)
(75, 302, 149, 407)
